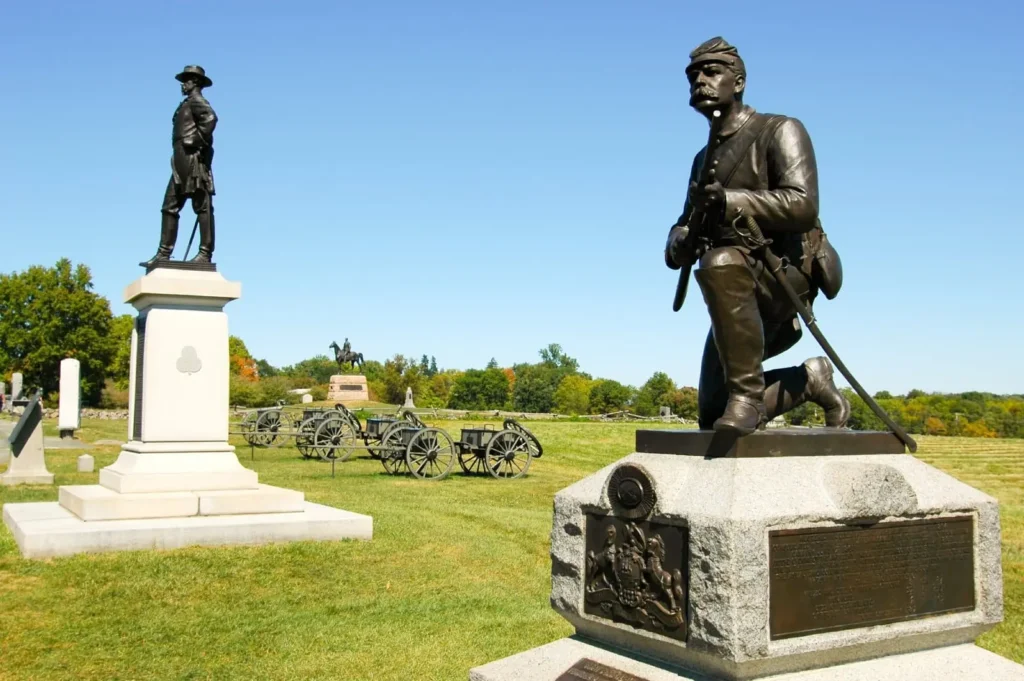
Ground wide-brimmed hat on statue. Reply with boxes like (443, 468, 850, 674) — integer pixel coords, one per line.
(175, 65, 213, 88)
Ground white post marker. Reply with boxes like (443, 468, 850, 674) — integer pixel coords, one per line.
(59, 358, 82, 439)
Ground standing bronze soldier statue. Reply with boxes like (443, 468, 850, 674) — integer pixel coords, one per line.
(665, 37, 851, 435)
(141, 65, 218, 267)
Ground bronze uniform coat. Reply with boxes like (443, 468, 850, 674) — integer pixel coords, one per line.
(678, 106, 823, 280)
(170, 92, 218, 195)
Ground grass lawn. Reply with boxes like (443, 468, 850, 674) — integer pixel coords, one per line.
(0, 417, 1021, 680)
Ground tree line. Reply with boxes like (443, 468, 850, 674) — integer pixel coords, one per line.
(2, 259, 1021, 439)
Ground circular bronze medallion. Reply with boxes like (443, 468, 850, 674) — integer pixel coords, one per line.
(607, 463, 656, 519)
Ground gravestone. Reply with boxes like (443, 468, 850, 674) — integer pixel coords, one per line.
(59, 358, 82, 438)
(11, 373, 23, 401)
(302, 393, 313, 404)
(404, 387, 415, 408)
(470, 429, 1024, 680)
(78, 454, 95, 473)
(1, 393, 54, 486)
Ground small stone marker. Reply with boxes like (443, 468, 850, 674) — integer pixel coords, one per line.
(11, 372, 23, 401)
(301, 393, 313, 404)
(77, 454, 95, 473)
(1, 393, 54, 486)
(59, 358, 82, 438)
(658, 406, 671, 417)
(404, 387, 415, 408)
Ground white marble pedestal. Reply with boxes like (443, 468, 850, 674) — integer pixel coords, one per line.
(3, 266, 372, 559)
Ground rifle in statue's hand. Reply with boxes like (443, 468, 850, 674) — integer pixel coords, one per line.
(671, 109, 725, 312)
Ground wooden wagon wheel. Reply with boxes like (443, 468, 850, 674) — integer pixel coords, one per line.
(314, 415, 358, 462)
(239, 411, 260, 446)
(295, 416, 320, 459)
(406, 428, 455, 481)
(502, 418, 542, 458)
(254, 409, 283, 447)
(400, 409, 427, 428)
(379, 422, 409, 475)
(457, 446, 489, 474)
(335, 403, 363, 433)
(485, 429, 533, 479)
(313, 415, 357, 462)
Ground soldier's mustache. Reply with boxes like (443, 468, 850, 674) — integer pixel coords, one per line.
(692, 87, 717, 99)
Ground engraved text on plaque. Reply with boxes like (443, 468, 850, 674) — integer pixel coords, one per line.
(769, 517, 975, 639)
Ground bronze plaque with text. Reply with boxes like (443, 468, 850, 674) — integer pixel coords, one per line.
(769, 517, 975, 639)
(555, 658, 650, 681)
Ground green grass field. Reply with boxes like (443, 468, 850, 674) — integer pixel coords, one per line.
(0, 418, 1020, 680)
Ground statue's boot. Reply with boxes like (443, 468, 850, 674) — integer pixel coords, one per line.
(764, 356, 851, 427)
(695, 263, 767, 434)
(139, 213, 179, 268)
(188, 211, 215, 264)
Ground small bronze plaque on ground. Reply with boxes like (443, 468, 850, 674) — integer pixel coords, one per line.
(555, 658, 650, 681)
(769, 516, 975, 639)
(584, 514, 688, 641)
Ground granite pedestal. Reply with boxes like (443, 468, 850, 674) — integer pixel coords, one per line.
(328, 375, 369, 403)
(3, 267, 372, 559)
(471, 429, 1023, 680)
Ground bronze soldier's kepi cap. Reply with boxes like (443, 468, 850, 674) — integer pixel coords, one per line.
(686, 37, 745, 78)
(175, 65, 213, 88)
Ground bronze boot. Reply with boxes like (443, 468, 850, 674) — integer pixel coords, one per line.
(763, 356, 851, 427)
(695, 263, 767, 435)
(139, 213, 179, 268)
(804, 357, 850, 427)
(189, 211, 215, 264)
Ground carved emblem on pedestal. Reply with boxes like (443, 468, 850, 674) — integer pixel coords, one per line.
(584, 462, 688, 641)
(176, 346, 203, 375)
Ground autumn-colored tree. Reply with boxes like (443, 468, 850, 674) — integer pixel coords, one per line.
(228, 335, 259, 381)
(923, 416, 947, 436)
(962, 420, 998, 438)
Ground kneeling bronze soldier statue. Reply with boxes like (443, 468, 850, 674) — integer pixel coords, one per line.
(141, 65, 218, 267)
(665, 37, 850, 435)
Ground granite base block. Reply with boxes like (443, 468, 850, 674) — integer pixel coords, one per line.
(550, 453, 1004, 679)
(3, 500, 372, 559)
(469, 637, 1024, 681)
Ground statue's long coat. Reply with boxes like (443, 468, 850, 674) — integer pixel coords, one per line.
(170, 92, 218, 195)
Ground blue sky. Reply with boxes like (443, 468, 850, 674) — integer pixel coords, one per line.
(2, 1, 1022, 394)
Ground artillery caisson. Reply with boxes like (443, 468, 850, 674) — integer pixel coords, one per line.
(456, 418, 543, 479)
(236, 403, 358, 461)
(377, 410, 457, 480)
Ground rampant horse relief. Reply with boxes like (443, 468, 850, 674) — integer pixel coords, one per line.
(582, 462, 688, 641)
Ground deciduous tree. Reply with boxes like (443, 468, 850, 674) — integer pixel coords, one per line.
(0, 259, 116, 405)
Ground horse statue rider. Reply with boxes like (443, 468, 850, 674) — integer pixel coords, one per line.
(329, 338, 364, 370)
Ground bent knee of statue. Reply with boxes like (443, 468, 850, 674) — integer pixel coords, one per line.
(699, 247, 746, 269)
